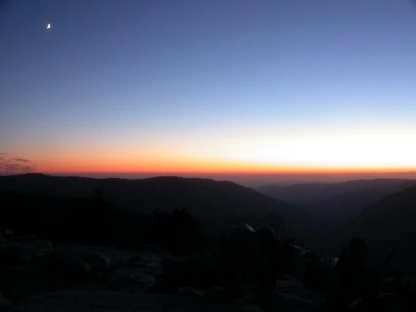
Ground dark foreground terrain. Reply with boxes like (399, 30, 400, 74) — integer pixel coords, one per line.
(1, 227, 416, 312)
(1, 174, 416, 311)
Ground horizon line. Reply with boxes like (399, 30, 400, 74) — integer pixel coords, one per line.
(15, 170, 416, 177)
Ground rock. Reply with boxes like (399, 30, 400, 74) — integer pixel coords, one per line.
(0, 236, 53, 266)
(129, 271, 156, 289)
(158, 253, 219, 292)
(71, 259, 94, 274)
(179, 287, 204, 297)
(105, 268, 156, 293)
(20, 239, 53, 259)
(7, 235, 38, 242)
(50, 251, 112, 277)
(50, 253, 93, 275)
(9, 291, 264, 312)
(302, 256, 336, 291)
(321, 256, 339, 271)
(0, 245, 32, 264)
(280, 242, 309, 278)
(276, 278, 305, 293)
(17, 254, 32, 263)
(273, 291, 324, 312)
(0, 227, 14, 237)
(0, 293, 12, 309)
(87, 253, 111, 272)
(211, 223, 260, 296)
(213, 286, 225, 293)
(8, 291, 140, 312)
(112, 255, 130, 269)
(213, 223, 259, 268)
(133, 253, 164, 275)
(129, 254, 142, 264)
(252, 214, 286, 238)
(335, 237, 368, 287)
(136, 244, 170, 257)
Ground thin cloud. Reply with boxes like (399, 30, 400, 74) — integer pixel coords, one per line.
(14, 158, 31, 163)
(0, 154, 36, 174)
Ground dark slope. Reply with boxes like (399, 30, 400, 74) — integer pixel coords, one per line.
(352, 184, 416, 241)
(258, 179, 416, 256)
(347, 184, 416, 270)
(258, 179, 415, 220)
(258, 179, 415, 205)
(0, 174, 291, 236)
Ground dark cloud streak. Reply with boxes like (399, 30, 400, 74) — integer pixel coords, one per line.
(0, 154, 36, 174)
(14, 158, 31, 163)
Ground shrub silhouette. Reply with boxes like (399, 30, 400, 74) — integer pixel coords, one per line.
(0, 190, 205, 251)
(149, 207, 203, 251)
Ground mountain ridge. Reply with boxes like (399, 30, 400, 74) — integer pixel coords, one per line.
(0, 173, 291, 237)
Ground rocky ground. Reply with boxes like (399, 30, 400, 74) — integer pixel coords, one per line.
(1, 228, 415, 312)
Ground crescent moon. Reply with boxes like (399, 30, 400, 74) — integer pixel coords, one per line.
(46, 23, 51, 29)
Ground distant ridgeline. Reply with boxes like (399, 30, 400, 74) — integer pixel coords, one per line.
(349, 183, 416, 270)
(2, 174, 416, 271)
(0, 173, 289, 250)
(258, 178, 416, 271)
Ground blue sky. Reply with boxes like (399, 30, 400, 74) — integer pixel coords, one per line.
(1, 0, 416, 174)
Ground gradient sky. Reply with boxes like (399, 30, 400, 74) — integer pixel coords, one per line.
(1, 0, 416, 175)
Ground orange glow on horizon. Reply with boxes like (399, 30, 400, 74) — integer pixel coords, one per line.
(7, 123, 416, 177)
(37, 159, 416, 176)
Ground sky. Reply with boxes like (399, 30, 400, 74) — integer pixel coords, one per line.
(1, 0, 416, 178)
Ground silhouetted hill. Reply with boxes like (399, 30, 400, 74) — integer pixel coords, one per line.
(258, 179, 415, 219)
(0, 174, 290, 236)
(0, 190, 116, 243)
(259, 179, 415, 205)
(258, 179, 416, 256)
(346, 184, 416, 270)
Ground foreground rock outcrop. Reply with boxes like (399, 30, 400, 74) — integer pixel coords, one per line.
(10, 290, 266, 312)
(1, 226, 415, 312)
